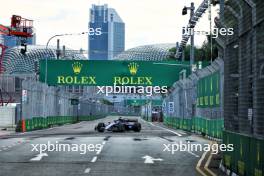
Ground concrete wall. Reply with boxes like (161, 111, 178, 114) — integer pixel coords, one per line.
(0, 106, 16, 128)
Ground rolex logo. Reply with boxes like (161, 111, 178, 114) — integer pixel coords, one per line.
(72, 62, 82, 74)
(128, 62, 139, 75)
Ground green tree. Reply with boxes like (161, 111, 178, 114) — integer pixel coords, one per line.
(169, 34, 218, 62)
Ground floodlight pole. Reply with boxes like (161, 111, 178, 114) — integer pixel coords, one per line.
(182, 2, 195, 72)
(43, 32, 88, 119)
(189, 2, 195, 73)
(44, 34, 64, 119)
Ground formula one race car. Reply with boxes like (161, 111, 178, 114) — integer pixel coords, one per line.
(95, 117, 141, 133)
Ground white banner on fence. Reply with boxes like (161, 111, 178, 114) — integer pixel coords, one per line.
(168, 102, 174, 114)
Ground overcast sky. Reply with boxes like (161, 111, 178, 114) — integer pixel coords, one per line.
(0, 0, 218, 50)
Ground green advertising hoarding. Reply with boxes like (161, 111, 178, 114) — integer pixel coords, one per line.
(125, 99, 162, 106)
(197, 71, 220, 108)
(39, 60, 190, 86)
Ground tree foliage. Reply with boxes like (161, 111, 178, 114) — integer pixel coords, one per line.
(169, 35, 218, 61)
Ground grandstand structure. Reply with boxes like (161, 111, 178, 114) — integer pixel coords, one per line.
(2, 45, 86, 74)
(0, 45, 86, 104)
(114, 43, 175, 61)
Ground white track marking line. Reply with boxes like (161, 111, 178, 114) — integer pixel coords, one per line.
(84, 168, 91, 174)
(187, 151, 200, 158)
(91, 156, 97, 163)
(149, 122, 182, 136)
(96, 141, 107, 155)
(179, 131, 187, 135)
(96, 147, 102, 155)
(30, 153, 48, 161)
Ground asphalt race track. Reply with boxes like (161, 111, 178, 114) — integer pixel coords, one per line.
(0, 116, 211, 176)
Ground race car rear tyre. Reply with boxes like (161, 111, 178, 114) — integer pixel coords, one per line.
(97, 123, 105, 132)
(133, 123, 141, 132)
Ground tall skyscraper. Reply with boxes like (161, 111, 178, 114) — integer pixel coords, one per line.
(88, 4, 125, 60)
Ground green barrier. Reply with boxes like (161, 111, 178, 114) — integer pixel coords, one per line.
(209, 120, 214, 137)
(25, 119, 31, 131)
(38, 117, 42, 129)
(19, 115, 105, 132)
(236, 134, 251, 176)
(32, 118, 37, 129)
(172, 118, 177, 129)
(223, 131, 236, 170)
(192, 118, 195, 131)
(198, 118, 202, 132)
(163, 117, 192, 132)
(176, 118, 180, 129)
(43, 118, 47, 128)
(223, 131, 264, 176)
(158, 121, 264, 176)
(251, 138, 264, 176)
(38, 118, 42, 129)
(205, 119, 209, 135)
(163, 116, 224, 139)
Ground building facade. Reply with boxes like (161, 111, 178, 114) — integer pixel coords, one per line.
(0, 34, 36, 48)
(88, 4, 125, 60)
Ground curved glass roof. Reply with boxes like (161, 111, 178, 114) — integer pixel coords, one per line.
(114, 43, 175, 61)
(2, 45, 86, 74)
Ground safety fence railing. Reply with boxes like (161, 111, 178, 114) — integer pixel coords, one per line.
(217, 0, 264, 175)
(162, 58, 224, 140)
(16, 78, 139, 132)
(164, 117, 224, 139)
(222, 130, 264, 176)
(16, 115, 104, 132)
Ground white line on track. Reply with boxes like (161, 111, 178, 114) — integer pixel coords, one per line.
(84, 168, 91, 174)
(102, 141, 106, 145)
(30, 153, 48, 161)
(187, 151, 200, 158)
(149, 122, 182, 136)
(96, 148, 102, 155)
(91, 156, 97, 163)
(179, 131, 187, 135)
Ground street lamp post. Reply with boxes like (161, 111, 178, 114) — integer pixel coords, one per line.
(43, 34, 64, 119)
(182, 2, 195, 72)
(43, 32, 88, 119)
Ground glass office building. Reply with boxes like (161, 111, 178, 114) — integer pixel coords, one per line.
(88, 4, 125, 60)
